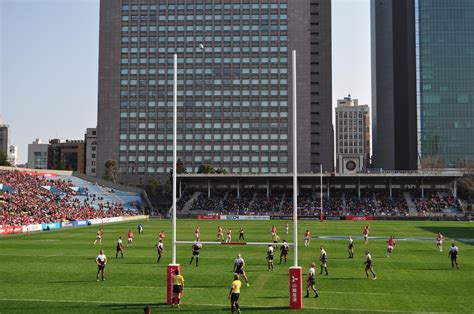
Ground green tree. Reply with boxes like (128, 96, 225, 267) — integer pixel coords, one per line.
(196, 164, 227, 174)
(0, 150, 11, 166)
(103, 160, 119, 183)
(176, 158, 187, 174)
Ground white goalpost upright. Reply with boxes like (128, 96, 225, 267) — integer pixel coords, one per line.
(167, 53, 180, 305)
(289, 50, 303, 309)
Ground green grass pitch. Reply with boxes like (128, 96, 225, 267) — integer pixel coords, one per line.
(0, 219, 473, 313)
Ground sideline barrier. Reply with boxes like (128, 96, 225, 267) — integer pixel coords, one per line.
(61, 222, 74, 228)
(122, 215, 148, 222)
(23, 224, 43, 232)
(0, 226, 23, 235)
(346, 216, 374, 221)
(72, 220, 89, 227)
(270, 215, 343, 220)
(196, 214, 220, 220)
(221, 215, 270, 220)
(42, 222, 61, 230)
(88, 218, 103, 225)
(102, 217, 123, 223)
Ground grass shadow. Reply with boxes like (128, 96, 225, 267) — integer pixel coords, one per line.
(418, 226, 474, 246)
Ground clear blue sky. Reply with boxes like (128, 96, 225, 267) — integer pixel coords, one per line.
(0, 0, 371, 164)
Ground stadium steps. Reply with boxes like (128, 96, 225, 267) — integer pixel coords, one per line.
(182, 191, 201, 214)
(404, 192, 418, 215)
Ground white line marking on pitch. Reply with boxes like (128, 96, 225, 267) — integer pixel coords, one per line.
(0, 298, 448, 313)
(38, 252, 64, 259)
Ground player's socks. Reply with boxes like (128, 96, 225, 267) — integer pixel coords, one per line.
(196, 257, 199, 266)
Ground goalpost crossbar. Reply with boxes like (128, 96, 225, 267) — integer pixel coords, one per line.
(175, 241, 294, 246)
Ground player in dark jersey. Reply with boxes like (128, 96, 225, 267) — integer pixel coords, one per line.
(319, 246, 328, 275)
(234, 254, 250, 287)
(279, 240, 289, 264)
(448, 243, 459, 269)
(96, 249, 107, 281)
(238, 227, 245, 241)
(116, 236, 124, 259)
(305, 262, 319, 298)
(189, 243, 202, 266)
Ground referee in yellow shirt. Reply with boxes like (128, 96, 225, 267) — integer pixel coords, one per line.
(171, 269, 184, 308)
(228, 274, 242, 313)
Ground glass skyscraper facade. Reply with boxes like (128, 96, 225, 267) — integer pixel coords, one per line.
(97, 0, 333, 184)
(416, 0, 474, 166)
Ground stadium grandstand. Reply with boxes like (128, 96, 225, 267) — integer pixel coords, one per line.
(0, 167, 149, 227)
(174, 171, 467, 218)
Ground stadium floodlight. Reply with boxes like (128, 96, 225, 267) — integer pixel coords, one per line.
(320, 163, 323, 222)
(289, 50, 303, 309)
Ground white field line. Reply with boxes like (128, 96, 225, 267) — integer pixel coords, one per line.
(0, 298, 448, 313)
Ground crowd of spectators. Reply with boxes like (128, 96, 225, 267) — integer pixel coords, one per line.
(0, 170, 137, 226)
(176, 187, 461, 217)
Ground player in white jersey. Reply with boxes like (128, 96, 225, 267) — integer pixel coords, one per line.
(96, 249, 107, 281)
(285, 223, 289, 235)
(116, 236, 124, 259)
(348, 236, 354, 258)
(266, 245, 274, 271)
(195, 226, 201, 242)
(365, 250, 376, 280)
(305, 262, 319, 298)
(156, 239, 164, 263)
(226, 229, 232, 243)
(233, 254, 250, 287)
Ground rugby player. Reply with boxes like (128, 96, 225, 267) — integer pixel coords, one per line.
(363, 225, 370, 245)
(280, 240, 289, 264)
(116, 236, 124, 259)
(304, 229, 311, 247)
(385, 236, 396, 257)
(285, 223, 289, 235)
(93, 228, 103, 245)
(448, 243, 459, 269)
(156, 239, 164, 263)
(238, 227, 245, 241)
(217, 226, 224, 241)
(127, 230, 133, 247)
(436, 232, 443, 252)
(96, 249, 107, 281)
(319, 246, 328, 275)
(234, 253, 250, 287)
(266, 245, 274, 271)
(348, 236, 354, 258)
(138, 223, 143, 234)
(305, 262, 319, 298)
(272, 232, 280, 248)
(171, 269, 184, 308)
(226, 228, 232, 243)
(228, 274, 242, 314)
(195, 226, 201, 242)
(189, 242, 201, 266)
(365, 250, 377, 280)
(159, 229, 165, 241)
(271, 225, 277, 237)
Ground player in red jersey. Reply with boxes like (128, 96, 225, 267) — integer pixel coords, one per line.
(436, 232, 444, 252)
(271, 225, 277, 237)
(385, 236, 396, 257)
(159, 230, 165, 241)
(285, 223, 289, 235)
(226, 228, 232, 243)
(217, 226, 224, 241)
(304, 230, 311, 247)
(363, 225, 370, 245)
(127, 230, 134, 247)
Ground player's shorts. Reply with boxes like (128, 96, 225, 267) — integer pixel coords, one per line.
(193, 251, 200, 256)
(128, 238, 133, 242)
(272, 232, 276, 236)
(365, 263, 372, 269)
(267, 254, 274, 261)
(388, 245, 394, 250)
(98, 264, 105, 271)
(348, 244, 354, 249)
(235, 268, 244, 275)
(451, 255, 457, 260)
(308, 277, 315, 285)
(281, 251, 288, 256)
(321, 262, 327, 267)
(436, 240, 443, 245)
(96, 236, 101, 240)
(173, 285, 183, 293)
(116, 245, 122, 251)
(364, 235, 368, 239)
(304, 236, 310, 240)
(231, 293, 240, 302)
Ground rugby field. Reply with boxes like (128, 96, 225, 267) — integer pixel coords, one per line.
(0, 219, 473, 313)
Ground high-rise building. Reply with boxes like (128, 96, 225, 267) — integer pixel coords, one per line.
(371, 0, 474, 169)
(335, 95, 370, 174)
(8, 145, 18, 166)
(415, 0, 474, 166)
(85, 128, 98, 176)
(28, 139, 49, 169)
(97, 0, 333, 184)
(0, 122, 10, 155)
(370, 0, 417, 170)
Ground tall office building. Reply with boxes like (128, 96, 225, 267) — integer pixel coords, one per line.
(28, 139, 49, 169)
(335, 95, 370, 174)
(370, 0, 417, 170)
(371, 0, 474, 169)
(0, 122, 10, 155)
(85, 128, 98, 176)
(97, 0, 333, 184)
(415, 0, 474, 166)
